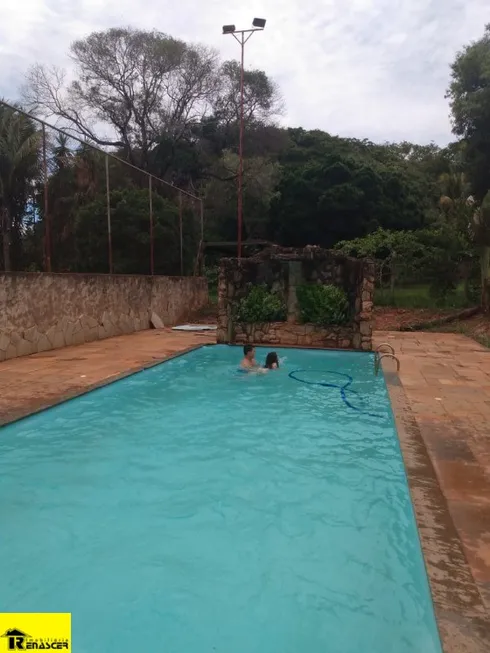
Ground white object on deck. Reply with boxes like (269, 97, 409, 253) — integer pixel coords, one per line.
(172, 324, 217, 332)
(150, 312, 165, 329)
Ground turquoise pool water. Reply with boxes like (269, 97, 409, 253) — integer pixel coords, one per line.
(0, 345, 441, 653)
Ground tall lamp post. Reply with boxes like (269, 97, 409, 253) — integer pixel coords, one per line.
(223, 18, 266, 258)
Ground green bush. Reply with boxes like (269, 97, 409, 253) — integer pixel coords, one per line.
(235, 285, 287, 323)
(296, 284, 350, 326)
(374, 284, 474, 309)
(204, 265, 219, 287)
(204, 266, 219, 302)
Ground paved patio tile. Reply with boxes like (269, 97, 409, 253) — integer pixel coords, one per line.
(376, 331, 490, 651)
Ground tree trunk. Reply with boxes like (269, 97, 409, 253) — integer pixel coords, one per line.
(1, 208, 11, 272)
(390, 261, 396, 304)
(461, 260, 472, 303)
(481, 246, 490, 312)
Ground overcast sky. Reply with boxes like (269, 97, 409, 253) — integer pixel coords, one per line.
(0, 0, 488, 145)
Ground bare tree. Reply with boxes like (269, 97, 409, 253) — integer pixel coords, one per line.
(23, 28, 220, 167)
(212, 60, 283, 128)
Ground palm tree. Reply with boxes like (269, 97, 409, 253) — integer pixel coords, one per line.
(438, 170, 473, 227)
(438, 169, 476, 302)
(0, 102, 41, 271)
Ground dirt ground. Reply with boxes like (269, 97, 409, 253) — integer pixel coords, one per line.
(434, 312, 490, 343)
(374, 307, 490, 347)
(373, 307, 454, 331)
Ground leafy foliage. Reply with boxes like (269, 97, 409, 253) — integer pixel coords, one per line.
(212, 60, 283, 128)
(268, 130, 439, 248)
(296, 284, 349, 326)
(235, 285, 287, 323)
(0, 103, 40, 270)
(71, 188, 193, 275)
(474, 191, 490, 307)
(446, 24, 490, 201)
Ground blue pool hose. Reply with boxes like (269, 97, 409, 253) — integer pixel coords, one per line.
(288, 369, 382, 419)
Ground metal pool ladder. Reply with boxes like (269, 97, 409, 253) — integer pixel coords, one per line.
(374, 343, 400, 376)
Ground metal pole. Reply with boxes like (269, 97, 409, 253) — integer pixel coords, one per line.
(200, 199, 204, 242)
(149, 176, 154, 275)
(237, 32, 245, 259)
(0, 99, 202, 203)
(42, 124, 51, 272)
(105, 155, 113, 274)
(179, 192, 184, 276)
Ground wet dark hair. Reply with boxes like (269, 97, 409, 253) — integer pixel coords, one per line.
(265, 352, 279, 369)
(243, 345, 254, 356)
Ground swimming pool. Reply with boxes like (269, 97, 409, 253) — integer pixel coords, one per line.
(0, 345, 442, 653)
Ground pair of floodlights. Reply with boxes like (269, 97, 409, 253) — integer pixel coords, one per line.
(222, 18, 266, 34)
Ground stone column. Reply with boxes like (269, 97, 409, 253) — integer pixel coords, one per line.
(287, 261, 302, 323)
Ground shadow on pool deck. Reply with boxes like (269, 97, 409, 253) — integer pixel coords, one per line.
(0, 328, 489, 651)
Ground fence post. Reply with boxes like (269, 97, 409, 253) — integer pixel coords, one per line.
(42, 124, 51, 272)
(179, 191, 183, 276)
(200, 199, 204, 242)
(105, 155, 113, 274)
(149, 176, 154, 275)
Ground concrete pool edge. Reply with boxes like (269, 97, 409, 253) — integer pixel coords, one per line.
(0, 343, 206, 428)
(383, 369, 490, 653)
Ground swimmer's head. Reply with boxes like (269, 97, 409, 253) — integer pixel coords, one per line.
(243, 345, 255, 360)
(265, 352, 279, 369)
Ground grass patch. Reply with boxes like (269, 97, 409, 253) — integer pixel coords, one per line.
(474, 333, 490, 348)
(374, 284, 473, 310)
(208, 287, 218, 304)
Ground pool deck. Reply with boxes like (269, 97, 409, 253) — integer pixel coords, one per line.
(1, 328, 489, 651)
(375, 331, 490, 652)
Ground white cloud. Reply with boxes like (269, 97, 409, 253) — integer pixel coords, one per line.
(0, 0, 488, 144)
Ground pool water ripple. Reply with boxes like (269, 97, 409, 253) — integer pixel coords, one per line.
(0, 345, 441, 653)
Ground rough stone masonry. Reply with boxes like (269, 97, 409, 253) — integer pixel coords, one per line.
(217, 246, 375, 350)
(0, 273, 208, 361)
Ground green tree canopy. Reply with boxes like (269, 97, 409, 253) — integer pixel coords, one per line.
(0, 103, 41, 270)
(269, 129, 437, 248)
(447, 24, 490, 201)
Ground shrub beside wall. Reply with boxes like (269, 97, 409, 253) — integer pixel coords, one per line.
(235, 285, 287, 323)
(296, 284, 349, 326)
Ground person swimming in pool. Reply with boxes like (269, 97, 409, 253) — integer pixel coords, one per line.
(240, 345, 260, 371)
(264, 352, 279, 370)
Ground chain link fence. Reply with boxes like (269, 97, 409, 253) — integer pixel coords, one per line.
(1, 100, 204, 276)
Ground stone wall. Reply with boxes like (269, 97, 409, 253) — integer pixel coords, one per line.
(217, 246, 375, 350)
(234, 323, 362, 349)
(0, 273, 208, 361)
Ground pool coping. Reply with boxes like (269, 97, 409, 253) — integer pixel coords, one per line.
(383, 369, 490, 653)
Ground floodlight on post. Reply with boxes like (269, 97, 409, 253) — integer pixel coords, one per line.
(222, 18, 267, 258)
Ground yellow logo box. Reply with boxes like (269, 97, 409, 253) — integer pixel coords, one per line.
(0, 614, 71, 651)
